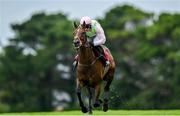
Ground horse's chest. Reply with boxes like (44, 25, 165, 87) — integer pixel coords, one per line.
(77, 67, 102, 86)
(77, 67, 94, 77)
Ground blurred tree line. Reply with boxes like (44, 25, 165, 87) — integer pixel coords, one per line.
(0, 5, 180, 112)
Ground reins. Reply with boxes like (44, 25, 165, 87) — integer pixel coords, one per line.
(74, 26, 100, 67)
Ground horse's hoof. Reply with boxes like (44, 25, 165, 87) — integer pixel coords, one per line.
(87, 111, 92, 115)
(93, 99, 103, 108)
(102, 103, 108, 112)
(81, 107, 88, 113)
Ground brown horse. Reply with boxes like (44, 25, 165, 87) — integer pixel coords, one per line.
(73, 22, 115, 114)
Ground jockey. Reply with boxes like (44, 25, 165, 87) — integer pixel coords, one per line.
(73, 16, 110, 70)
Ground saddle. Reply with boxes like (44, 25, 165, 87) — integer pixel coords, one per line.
(93, 45, 112, 63)
(75, 45, 112, 61)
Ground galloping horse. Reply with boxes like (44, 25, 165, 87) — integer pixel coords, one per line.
(73, 22, 115, 114)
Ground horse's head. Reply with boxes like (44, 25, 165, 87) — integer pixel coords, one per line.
(73, 21, 90, 49)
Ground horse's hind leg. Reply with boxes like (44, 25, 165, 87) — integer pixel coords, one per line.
(103, 78, 112, 112)
(76, 82, 88, 113)
(103, 70, 114, 112)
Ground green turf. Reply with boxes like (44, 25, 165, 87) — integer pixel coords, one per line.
(1, 110, 180, 115)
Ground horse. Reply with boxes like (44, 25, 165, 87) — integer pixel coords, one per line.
(73, 21, 115, 114)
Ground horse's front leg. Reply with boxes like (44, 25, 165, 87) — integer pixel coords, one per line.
(93, 85, 102, 108)
(87, 87, 93, 114)
(76, 82, 88, 113)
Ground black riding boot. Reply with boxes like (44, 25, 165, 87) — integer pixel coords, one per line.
(99, 55, 107, 67)
(93, 46, 109, 67)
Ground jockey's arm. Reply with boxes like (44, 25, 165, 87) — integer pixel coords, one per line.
(93, 24, 106, 46)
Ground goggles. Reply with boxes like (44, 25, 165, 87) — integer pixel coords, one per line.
(81, 24, 91, 29)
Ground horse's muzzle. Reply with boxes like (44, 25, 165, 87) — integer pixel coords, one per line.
(73, 39, 80, 48)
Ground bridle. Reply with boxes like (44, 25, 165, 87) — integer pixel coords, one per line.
(73, 26, 100, 67)
(73, 26, 91, 49)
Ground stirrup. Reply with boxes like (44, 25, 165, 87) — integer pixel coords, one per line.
(105, 61, 110, 67)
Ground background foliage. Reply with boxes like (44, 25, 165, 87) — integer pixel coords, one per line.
(0, 5, 180, 112)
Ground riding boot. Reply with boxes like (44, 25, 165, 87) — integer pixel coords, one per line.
(99, 56, 109, 67)
(93, 46, 110, 67)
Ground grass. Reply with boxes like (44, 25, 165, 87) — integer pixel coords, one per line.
(1, 110, 180, 115)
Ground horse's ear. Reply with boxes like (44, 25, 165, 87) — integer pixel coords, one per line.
(73, 22, 78, 28)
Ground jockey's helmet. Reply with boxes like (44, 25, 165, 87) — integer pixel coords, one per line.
(80, 16, 92, 25)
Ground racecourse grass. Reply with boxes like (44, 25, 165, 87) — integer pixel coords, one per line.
(1, 110, 180, 115)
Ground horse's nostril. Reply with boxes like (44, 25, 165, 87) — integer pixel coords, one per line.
(73, 40, 80, 47)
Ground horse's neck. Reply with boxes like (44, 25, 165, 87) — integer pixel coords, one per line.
(79, 46, 95, 64)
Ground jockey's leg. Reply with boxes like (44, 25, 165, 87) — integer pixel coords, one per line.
(93, 46, 109, 67)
